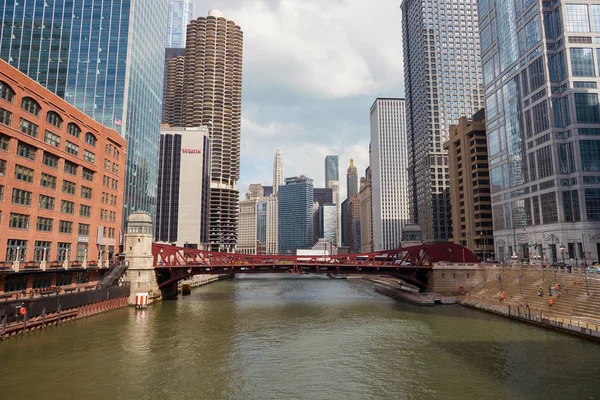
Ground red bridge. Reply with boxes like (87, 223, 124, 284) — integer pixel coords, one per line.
(152, 243, 479, 290)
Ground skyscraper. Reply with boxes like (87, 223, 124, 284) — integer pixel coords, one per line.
(402, 0, 484, 242)
(166, 0, 194, 48)
(325, 155, 339, 184)
(347, 159, 359, 200)
(479, 0, 600, 263)
(155, 127, 210, 248)
(162, 0, 193, 122)
(1, 0, 168, 224)
(278, 176, 314, 254)
(319, 204, 338, 245)
(273, 149, 284, 196)
(370, 98, 410, 250)
(164, 10, 244, 252)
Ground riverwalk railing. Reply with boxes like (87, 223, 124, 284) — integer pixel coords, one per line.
(460, 298, 600, 340)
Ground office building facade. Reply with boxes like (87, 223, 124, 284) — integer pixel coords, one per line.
(479, 0, 600, 263)
(166, 0, 194, 48)
(278, 176, 314, 254)
(273, 149, 284, 196)
(370, 98, 410, 250)
(347, 159, 359, 200)
(325, 155, 339, 185)
(1, 0, 167, 224)
(402, 0, 484, 242)
(238, 198, 258, 255)
(0, 61, 126, 263)
(319, 204, 338, 245)
(359, 173, 374, 253)
(155, 126, 210, 248)
(444, 110, 494, 260)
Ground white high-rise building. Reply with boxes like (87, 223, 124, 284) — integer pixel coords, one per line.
(402, 0, 484, 243)
(370, 98, 410, 251)
(266, 196, 279, 254)
(327, 180, 341, 246)
(273, 149, 284, 196)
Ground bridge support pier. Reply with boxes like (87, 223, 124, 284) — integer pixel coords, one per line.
(123, 213, 161, 306)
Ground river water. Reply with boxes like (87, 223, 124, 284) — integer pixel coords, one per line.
(1, 276, 599, 400)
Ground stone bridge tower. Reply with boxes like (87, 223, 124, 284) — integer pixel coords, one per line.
(123, 212, 161, 305)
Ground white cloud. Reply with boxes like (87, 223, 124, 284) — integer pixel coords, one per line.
(196, 0, 404, 99)
(194, 0, 404, 200)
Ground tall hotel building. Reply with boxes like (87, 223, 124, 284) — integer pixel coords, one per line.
(402, 0, 484, 242)
(0, 0, 168, 224)
(164, 10, 244, 252)
(370, 98, 410, 251)
(479, 0, 600, 262)
(155, 127, 210, 248)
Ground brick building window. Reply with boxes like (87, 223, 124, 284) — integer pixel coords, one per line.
(79, 204, 91, 218)
(44, 130, 60, 147)
(9, 213, 30, 229)
(17, 141, 37, 161)
(65, 141, 79, 156)
(67, 122, 81, 138)
(62, 180, 76, 195)
(21, 97, 41, 116)
(42, 152, 59, 169)
(82, 168, 94, 182)
(6, 239, 27, 262)
(83, 149, 95, 163)
(64, 160, 77, 175)
(60, 200, 74, 214)
(12, 188, 32, 206)
(36, 217, 53, 232)
(85, 132, 97, 147)
(46, 111, 63, 128)
(58, 220, 73, 234)
(39, 194, 55, 210)
(0, 107, 11, 125)
(0, 81, 15, 103)
(15, 165, 34, 183)
(81, 186, 92, 199)
(40, 172, 57, 189)
(19, 118, 39, 138)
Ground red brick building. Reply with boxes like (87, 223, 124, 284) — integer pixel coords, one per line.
(0, 59, 126, 269)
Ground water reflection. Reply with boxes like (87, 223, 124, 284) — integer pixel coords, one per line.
(0, 276, 599, 400)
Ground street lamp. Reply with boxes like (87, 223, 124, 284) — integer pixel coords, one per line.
(480, 231, 486, 262)
(559, 243, 565, 263)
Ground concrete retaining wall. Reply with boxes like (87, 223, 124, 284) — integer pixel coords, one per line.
(460, 298, 600, 341)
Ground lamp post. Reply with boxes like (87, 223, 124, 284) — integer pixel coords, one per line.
(16, 246, 21, 262)
(560, 243, 565, 264)
(480, 231, 486, 262)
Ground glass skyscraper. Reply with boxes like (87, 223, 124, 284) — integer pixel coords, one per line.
(278, 176, 314, 254)
(1, 0, 167, 224)
(478, 0, 600, 263)
(402, 0, 484, 243)
(166, 0, 194, 48)
(325, 155, 339, 184)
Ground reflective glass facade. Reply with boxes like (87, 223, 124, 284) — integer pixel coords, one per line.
(479, 0, 600, 263)
(166, 0, 193, 48)
(325, 155, 339, 184)
(402, 0, 485, 242)
(1, 0, 167, 225)
(278, 176, 314, 254)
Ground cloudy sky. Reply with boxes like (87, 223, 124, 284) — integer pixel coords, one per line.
(194, 0, 405, 200)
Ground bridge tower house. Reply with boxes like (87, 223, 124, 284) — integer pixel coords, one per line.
(123, 212, 161, 305)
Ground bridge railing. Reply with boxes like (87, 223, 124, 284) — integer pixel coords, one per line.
(151, 242, 481, 269)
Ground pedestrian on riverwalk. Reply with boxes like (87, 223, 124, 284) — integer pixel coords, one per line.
(549, 286, 552, 296)
(525, 302, 530, 310)
(538, 287, 543, 296)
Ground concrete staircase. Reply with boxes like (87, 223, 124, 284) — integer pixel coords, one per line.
(466, 266, 600, 324)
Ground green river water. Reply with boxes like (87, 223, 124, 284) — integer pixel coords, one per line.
(1, 275, 599, 400)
